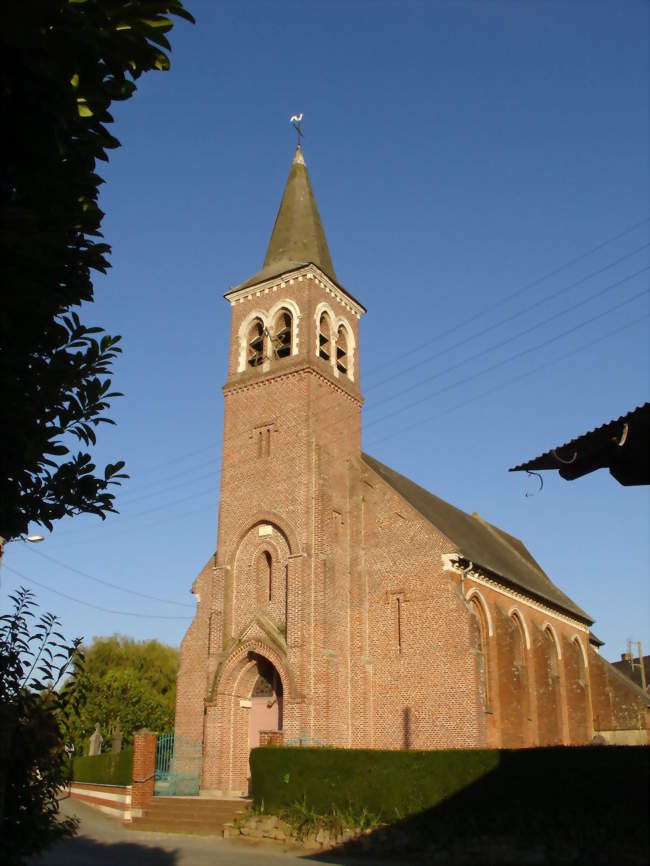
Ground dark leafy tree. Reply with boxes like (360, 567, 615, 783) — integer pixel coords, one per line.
(0, 0, 194, 541)
(0, 588, 83, 865)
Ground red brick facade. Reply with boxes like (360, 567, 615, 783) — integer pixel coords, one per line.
(174, 153, 649, 796)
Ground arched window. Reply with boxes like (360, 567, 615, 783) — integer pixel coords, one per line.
(248, 318, 265, 368)
(336, 326, 348, 375)
(511, 613, 526, 667)
(469, 596, 490, 708)
(573, 638, 587, 685)
(273, 311, 292, 359)
(256, 550, 273, 603)
(318, 312, 331, 361)
(544, 627, 559, 678)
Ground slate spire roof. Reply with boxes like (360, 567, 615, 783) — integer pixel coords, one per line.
(235, 145, 337, 290)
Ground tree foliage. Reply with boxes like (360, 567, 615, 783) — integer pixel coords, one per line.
(65, 634, 179, 754)
(0, 0, 194, 541)
(0, 588, 83, 865)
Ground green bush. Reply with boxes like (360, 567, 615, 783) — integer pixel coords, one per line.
(71, 747, 134, 786)
(250, 746, 500, 818)
(250, 745, 649, 826)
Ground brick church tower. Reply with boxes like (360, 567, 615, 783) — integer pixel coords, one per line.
(175, 145, 370, 794)
(175, 146, 649, 797)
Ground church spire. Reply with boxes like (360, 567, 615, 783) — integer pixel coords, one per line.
(236, 146, 337, 289)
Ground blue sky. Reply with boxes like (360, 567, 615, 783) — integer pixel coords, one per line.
(2, 0, 648, 662)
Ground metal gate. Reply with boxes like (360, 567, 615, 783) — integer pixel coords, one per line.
(154, 733, 202, 797)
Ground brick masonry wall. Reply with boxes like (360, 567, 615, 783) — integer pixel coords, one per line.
(175, 264, 648, 796)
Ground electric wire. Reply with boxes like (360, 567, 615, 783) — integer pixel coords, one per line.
(364, 216, 649, 381)
(365, 313, 650, 448)
(364, 288, 649, 432)
(51, 224, 647, 514)
(365, 241, 650, 393)
(2, 564, 193, 620)
(49, 279, 648, 540)
(363, 265, 649, 415)
(32, 224, 650, 539)
(25, 546, 194, 608)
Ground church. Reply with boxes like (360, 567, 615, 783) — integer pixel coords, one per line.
(175, 145, 648, 796)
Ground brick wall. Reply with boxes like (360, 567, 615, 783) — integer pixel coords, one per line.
(174, 263, 648, 796)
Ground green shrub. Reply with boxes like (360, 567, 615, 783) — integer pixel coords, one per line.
(250, 745, 649, 828)
(250, 746, 500, 819)
(71, 747, 134, 786)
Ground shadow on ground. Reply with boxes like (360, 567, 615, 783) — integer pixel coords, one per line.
(30, 836, 178, 866)
(304, 747, 649, 866)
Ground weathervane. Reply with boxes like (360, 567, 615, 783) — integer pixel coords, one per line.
(290, 112, 304, 146)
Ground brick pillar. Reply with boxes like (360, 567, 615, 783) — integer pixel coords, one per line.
(131, 730, 157, 813)
(259, 730, 284, 746)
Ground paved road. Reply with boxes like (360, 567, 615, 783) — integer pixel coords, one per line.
(28, 798, 388, 866)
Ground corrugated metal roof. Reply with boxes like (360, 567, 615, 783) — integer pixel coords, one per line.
(509, 403, 649, 485)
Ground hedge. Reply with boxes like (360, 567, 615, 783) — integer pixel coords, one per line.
(250, 746, 499, 817)
(250, 745, 649, 825)
(71, 747, 134, 786)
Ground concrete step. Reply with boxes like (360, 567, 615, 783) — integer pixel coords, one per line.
(130, 797, 250, 836)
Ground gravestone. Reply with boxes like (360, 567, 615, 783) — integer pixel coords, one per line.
(111, 723, 123, 753)
(88, 723, 103, 756)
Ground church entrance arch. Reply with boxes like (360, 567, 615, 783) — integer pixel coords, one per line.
(248, 655, 283, 749)
(208, 642, 289, 795)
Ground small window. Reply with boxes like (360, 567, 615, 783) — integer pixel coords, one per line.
(511, 614, 526, 666)
(545, 628, 559, 678)
(336, 326, 348, 374)
(248, 319, 264, 368)
(318, 313, 331, 361)
(273, 311, 292, 359)
(257, 550, 272, 603)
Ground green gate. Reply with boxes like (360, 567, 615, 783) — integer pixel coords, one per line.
(154, 733, 202, 796)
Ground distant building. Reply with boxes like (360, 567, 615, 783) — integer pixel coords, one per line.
(175, 146, 649, 796)
(612, 652, 650, 693)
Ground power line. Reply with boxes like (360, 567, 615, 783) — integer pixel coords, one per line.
(364, 287, 649, 432)
(2, 565, 193, 620)
(364, 265, 649, 415)
(118, 468, 216, 506)
(25, 546, 194, 608)
(364, 217, 649, 381)
(133, 442, 218, 477)
(33, 231, 649, 540)
(365, 242, 650, 394)
(365, 312, 650, 449)
(50, 223, 646, 522)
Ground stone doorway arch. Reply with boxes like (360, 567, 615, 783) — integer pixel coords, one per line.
(204, 642, 289, 796)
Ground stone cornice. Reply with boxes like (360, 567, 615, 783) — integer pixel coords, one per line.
(224, 264, 366, 319)
(223, 364, 364, 407)
(442, 554, 590, 634)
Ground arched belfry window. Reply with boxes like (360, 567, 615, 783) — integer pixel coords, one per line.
(336, 326, 348, 375)
(318, 312, 331, 361)
(248, 318, 265, 368)
(273, 311, 292, 359)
